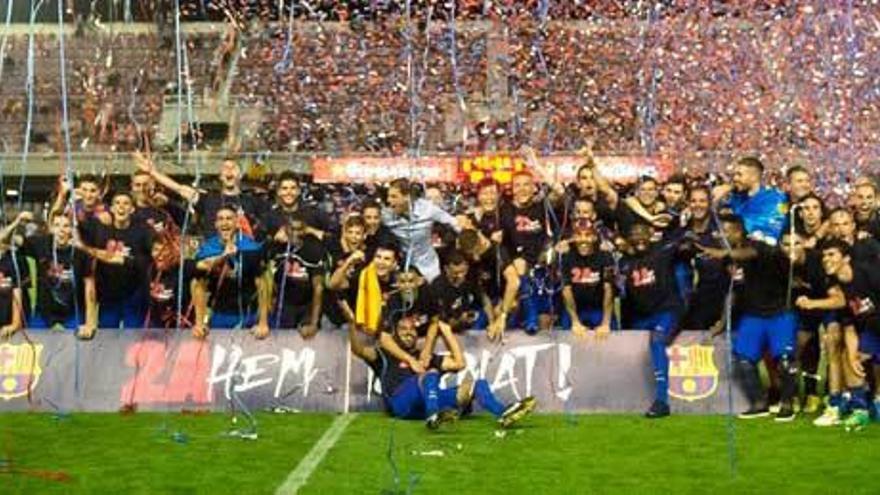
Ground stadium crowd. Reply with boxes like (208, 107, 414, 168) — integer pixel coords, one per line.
(0, 148, 879, 429)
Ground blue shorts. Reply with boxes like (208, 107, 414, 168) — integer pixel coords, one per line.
(386, 375, 459, 420)
(99, 293, 148, 329)
(733, 311, 797, 362)
(630, 310, 678, 338)
(211, 311, 258, 329)
(858, 331, 880, 362)
(560, 308, 619, 330)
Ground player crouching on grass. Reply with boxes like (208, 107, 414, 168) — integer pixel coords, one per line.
(346, 307, 536, 430)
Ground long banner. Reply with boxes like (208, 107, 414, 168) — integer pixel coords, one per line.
(0, 330, 746, 414)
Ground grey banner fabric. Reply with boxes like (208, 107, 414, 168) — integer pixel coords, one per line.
(0, 330, 745, 413)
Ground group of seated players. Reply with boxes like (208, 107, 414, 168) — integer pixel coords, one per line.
(1, 148, 880, 430)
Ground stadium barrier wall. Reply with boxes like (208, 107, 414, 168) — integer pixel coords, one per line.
(0, 330, 747, 413)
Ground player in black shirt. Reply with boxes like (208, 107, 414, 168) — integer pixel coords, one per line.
(564, 155, 620, 230)
(698, 215, 799, 421)
(265, 171, 333, 243)
(361, 199, 395, 261)
(381, 267, 439, 368)
(130, 169, 185, 235)
(268, 212, 325, 337)
(193, 206, 270, 338)
(679, 186, 729, 330)
(852, 181, 880, 241)
(618, 177, 674, 238)
(497, 170, 554, 333)
(136, 152, 267, 238)
(82, 192, 154, 330)
(429, 250, 489, 333)
(782, 228, 833, 413)
(827, 208, 880, 264)
(619, 223, 684, 418)
(47, 175, 112, 239)
(810, 239, 877, 430)
(469, 178, 503, 239)
(138, 228, 203, 334)
(561, 226, 615, 339)
(347, 312, 535, 429)
(456, 228, 520, 340)
(16, 214, 97, 337)
(0, 241, 27, 338)
(325, 215, 369, 327)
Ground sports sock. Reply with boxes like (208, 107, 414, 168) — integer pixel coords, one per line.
(849, 386, 869, 411)
(649, 333, 669, 404)
(473, 379, 506, 417)
(422, 372, 441, 417)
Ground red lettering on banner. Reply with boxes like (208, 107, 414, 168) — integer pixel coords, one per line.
(120, 340, 212, 405)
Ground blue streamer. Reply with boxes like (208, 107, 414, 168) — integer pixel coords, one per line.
(709, 203, 738, 479)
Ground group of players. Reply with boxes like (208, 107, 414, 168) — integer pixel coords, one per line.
(1, 147, 879, 431)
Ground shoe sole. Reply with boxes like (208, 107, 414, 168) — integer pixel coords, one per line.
(645, 411, 670, 419)
(813, 420, 840, 427)
(774, 415, 797, 423)
(500, 400, 537, 428)
(737, 412, 771, 419)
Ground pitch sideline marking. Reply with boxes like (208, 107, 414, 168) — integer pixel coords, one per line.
(275, 413, 358, 495)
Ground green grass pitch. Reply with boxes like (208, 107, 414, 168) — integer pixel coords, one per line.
(2, 412, 879, 494)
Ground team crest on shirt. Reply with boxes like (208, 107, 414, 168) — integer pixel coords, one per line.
(667, 344, 718, 402)
(0, 343, 42, 401)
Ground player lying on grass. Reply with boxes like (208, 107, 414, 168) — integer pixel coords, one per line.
(346, 310, 536, 430)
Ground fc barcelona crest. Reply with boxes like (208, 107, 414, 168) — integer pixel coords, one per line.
(668, 344, 718, 402)
(0, 343, 42, 401)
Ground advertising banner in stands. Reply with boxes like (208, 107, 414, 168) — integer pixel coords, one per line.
(311, 155, 672, 184)
(312, 157, 460, 183)
(0, 330, 745, 413)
